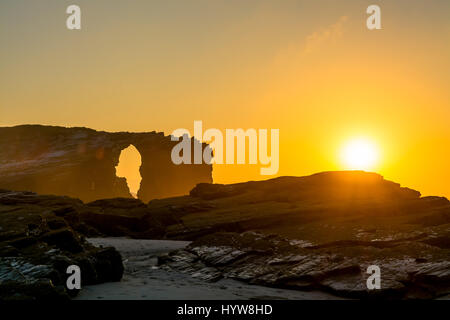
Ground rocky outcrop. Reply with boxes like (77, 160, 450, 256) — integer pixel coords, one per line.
(149, 171, 449, 298)
(1, 171, 449, 299)
(0, 125, 212, 202)
(159, 231, 450, 299)
(60, 171, 450, 246)
(146, 171, 450, 241)
(82, 198, 168, 239)
(0, 190, 124, 300)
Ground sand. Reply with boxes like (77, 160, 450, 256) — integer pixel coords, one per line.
(75, 238, 342, 300)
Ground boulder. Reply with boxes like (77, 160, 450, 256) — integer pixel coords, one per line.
(0, 190, 124, 300)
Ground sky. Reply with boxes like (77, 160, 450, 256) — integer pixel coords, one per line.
(1, 0, 450, 198)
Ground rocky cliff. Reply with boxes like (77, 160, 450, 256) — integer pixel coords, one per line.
(0, 125, 212, 202)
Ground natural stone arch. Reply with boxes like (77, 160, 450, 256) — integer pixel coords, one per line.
(0, 125, 213, 203)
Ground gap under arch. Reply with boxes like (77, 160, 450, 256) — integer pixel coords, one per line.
(115, 144, 142, 198)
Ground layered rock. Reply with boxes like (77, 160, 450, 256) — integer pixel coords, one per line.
(147, 171, 449, 298)
(0, 125, 212, 202)
(0, 190, 124, 300)
(146, 171, 450, 242)
(69, 171, 450, 247)
(1, 171, 449, 299)
(159, 231, 450, 299)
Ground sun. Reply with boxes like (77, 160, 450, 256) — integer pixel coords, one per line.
(340, 138, 379, 171)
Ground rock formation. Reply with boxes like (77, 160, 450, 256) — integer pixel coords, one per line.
(0, 190, 124, 300)
(148, 171, 449, 298)
(0, 125, 212, 202)
(1, 170, 449, 299)
(159, 231, 450, 299)
(146, 171, 449, 241)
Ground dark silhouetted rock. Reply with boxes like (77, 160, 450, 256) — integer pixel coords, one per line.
(0, 125, 212, 202)
(149, 171, 450, 299)
(1, 171, 449, 299)
(0, 190, 124, 300)
(147, 171, 450, 242)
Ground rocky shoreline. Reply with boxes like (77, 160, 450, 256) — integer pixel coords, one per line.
(1, 171, 449, 299)
(76, 238, 343, 300)
(0, 190, 123, 300)
(159, 231, 450, 299)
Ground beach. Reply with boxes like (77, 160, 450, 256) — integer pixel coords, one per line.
(76, 238, 342, 300)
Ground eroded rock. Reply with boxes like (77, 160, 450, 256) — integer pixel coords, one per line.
(0, 190, 124, 300)
(0, 125, 212, 202)
(160, 231, 450, 299)
(1, 171, 450, 299)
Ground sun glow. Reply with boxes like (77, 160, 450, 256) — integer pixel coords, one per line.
(341, 138, 379, 171)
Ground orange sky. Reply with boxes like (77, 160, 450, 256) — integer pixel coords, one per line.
(1, 1, 449, 198)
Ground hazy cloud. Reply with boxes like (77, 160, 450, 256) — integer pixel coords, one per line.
(304, 16, 348, 54)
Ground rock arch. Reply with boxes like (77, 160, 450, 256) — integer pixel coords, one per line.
(0, 125, 212, 203)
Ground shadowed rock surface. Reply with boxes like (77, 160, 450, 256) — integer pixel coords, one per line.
(0, 190, 124, 300)
(146, 171, 450, 298)
(76, 238, 344, 300)
(147, 171, 450, 242)
(1, 171, 449, 299)
(159, 231, 450, 299)
(0, 125, 212, 202)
